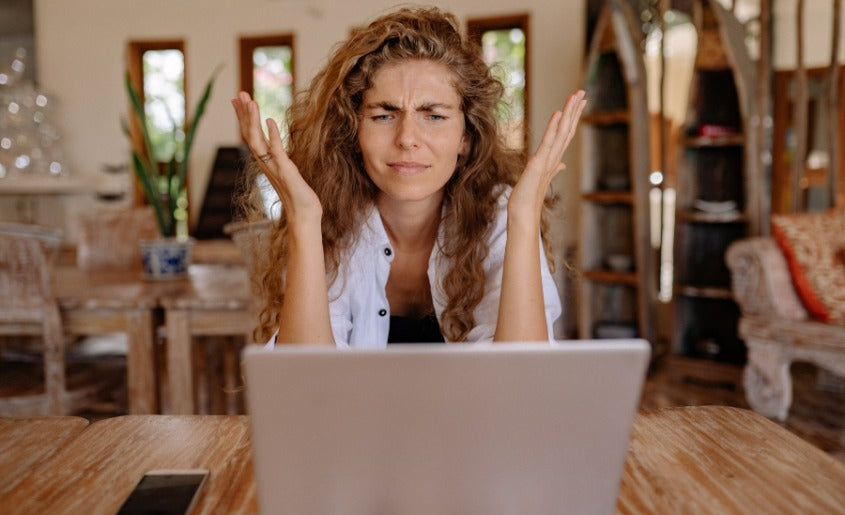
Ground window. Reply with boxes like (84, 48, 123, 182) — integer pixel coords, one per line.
(239, 35, 295, 219)
(468, 15, 530, 152)
(127, 40, 189, 235)
(239, 35, 295, 136)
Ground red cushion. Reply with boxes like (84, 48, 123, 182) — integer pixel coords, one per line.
(771, 209, 845, 324)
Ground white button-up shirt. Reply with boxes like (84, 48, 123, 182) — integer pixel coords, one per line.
(326, 187, 562, 347)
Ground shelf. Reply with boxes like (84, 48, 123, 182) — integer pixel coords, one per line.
(582, 269, 638, 285)
(0, 175, 91, 195)
(676, 209, 748, 224)
(675, 285, 734, 300)
(681, 134, 745, 147)
(582, 110, 630, 125)
(581, 191, 634, 203)
(670, 0, 759, 367)
(578, 0, 654, 343)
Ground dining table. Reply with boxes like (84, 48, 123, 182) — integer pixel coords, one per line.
(161, 264, 252, 414)
(53, 256, 251, 415)
(0, 416, 89, 497)
(1, 406, 843, 514)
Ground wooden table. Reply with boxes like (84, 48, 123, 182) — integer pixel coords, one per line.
(0, 415, 256, 514)
(53, 263, 251, 415)
(161, 265, 252, 414)
(2, 406, 843, 513)
(0, 416, 89, 497)
(54, 266, 168, 414)
(617, 406, 845, 513)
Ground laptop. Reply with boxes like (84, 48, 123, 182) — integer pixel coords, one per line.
(242, 340, 650, 515)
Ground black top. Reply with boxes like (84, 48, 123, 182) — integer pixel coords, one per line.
(388, 314, 445, 344)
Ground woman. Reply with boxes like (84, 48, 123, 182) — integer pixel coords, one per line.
(232, 6, 585, 346)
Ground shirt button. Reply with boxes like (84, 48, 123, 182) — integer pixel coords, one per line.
(378, 309, 387, 316)
(383, 247, 392, 256)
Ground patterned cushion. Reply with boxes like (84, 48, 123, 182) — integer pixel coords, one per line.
(771, 209, 845, 324)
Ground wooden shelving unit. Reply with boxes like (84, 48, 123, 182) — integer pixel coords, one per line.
(671, 0, 760, 369)
(578, 0, 655, 343)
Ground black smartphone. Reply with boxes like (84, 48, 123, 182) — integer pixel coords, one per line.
(117, 469, 209, 514)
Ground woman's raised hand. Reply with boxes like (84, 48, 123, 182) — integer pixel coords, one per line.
(231, 91, 322, 225)
(508, 90, 586, 228)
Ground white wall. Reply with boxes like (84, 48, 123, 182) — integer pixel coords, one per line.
(33, 0, 586, 249)
(773, 0, 843, 70)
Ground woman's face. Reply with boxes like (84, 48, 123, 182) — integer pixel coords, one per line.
(358, 59, 468, 208)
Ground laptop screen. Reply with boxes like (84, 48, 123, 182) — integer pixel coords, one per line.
(243, 340, 649, 514)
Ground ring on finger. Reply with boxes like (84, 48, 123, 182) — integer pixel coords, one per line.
(257, 153, 272, 163)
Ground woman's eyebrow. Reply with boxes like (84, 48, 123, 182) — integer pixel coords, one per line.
(363, 101, 457, 111)
(364, 101, 400, 111)
(417, 102, 457, 112)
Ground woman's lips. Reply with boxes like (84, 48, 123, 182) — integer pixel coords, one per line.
(388, 161, 429, 175)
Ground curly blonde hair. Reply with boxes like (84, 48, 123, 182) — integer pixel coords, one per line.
(243, 6, 551, 342)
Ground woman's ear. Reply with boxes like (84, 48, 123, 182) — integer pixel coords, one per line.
(459, 132, 469, 156)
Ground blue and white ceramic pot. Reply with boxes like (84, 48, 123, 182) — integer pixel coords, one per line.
(139, 237, 194, 280)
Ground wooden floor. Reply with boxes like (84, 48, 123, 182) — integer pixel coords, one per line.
(641, 360, 845, 463)
(2, 352, 844, 463)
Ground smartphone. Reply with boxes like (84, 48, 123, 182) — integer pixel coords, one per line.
(117, 469, 209, 515)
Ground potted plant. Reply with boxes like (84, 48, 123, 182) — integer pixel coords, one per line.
(123, 69, 217, 279)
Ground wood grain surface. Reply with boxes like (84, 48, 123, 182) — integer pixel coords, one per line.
(0, 415, 256, 514)
(618, 406, 845, 513)
(0, 417, 89, 497)
(2, 407, 843, 514)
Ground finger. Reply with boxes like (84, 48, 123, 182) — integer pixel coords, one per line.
(534, 90, 585, 163)
(265, 118, 287, 163)
(246, 101, 265, 143)
(533, 110, 564, 161)
(548, 92, 586, 164)
(242, 99, 272, 156)
(232, 93, 260, 143)
(263, 117, 300, 181)
(233, 92, 254, 126)
(559, 93, 586, 150)
(232, 97, 250, 133)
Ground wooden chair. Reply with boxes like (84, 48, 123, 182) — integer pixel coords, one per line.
(223, 218, 272, 314)
(75, 206, 158, 270)
(71, 207, 159, 410)
(0, 223, 70, 415)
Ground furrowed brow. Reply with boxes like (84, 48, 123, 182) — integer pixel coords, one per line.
(364, 101, 400, 111)
(417, 102, 456, 112)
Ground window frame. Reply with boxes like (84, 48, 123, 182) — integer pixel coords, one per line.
(126, 39, 188, 208)
(467, 14, 531, 152)
(238, 33, 295, 102)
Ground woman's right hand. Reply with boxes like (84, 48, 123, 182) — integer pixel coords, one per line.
(231, 92, 323, 226)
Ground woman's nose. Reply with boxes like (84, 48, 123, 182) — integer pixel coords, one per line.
(396, 115, 419, 149)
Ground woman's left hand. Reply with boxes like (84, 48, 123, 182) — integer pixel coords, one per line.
(509, 90, 586, 228)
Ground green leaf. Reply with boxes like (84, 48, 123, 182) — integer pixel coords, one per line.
(175, 66, 221, 199)
(124, 73, 157, 174)
(123, 65, 219, 238)
(166, 156, 178, 227)
(131, 151, 170, 236)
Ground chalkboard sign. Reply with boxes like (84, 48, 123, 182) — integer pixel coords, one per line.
(194, 146, 249, 239)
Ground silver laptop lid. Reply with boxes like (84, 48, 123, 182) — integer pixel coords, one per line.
(243, 340, 650, 515)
